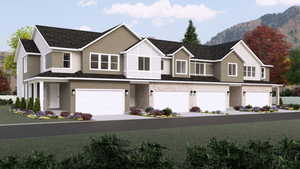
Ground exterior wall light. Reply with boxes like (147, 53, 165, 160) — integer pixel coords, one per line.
(190, 90, 193, 95)
(193, 91, 196, 94)
(227, 91, 230, 95)
(72, 89, 75, 95)
(125, 90, 129, 96)
(150, 90, 154, 95)
(243, 91, 246, 96)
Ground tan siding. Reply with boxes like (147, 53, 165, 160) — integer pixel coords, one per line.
(82, 26, 140, 74)
(60, 83, 71, 111)
(173, 49, 190, 78)
(206, 63, 214, 75)
(230, 86, 242, 107)
(218, 52, 244, 82)
(23, 55, 40, 79)
(69, 81, 130, 113)
(263, 67, 270, 82)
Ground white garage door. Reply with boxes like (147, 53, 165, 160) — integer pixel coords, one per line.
(245, 92, 270, 107)
(197, 92, 227, 111)
(153, 92, 189, 112)
(75, 89, 125, 116)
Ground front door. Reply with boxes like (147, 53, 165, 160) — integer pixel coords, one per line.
(49, 83, 60, 109)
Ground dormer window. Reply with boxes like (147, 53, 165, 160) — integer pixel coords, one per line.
(63, 53, 71, 68)
(244, 66, 256, 77)
(138, 57, 150, 71)
(228, 63, 237, 77)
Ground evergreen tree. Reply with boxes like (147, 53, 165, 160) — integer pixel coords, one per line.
(182, 20, 200, 45)
(15, 97, 20, 109)
(33, 98, 40, 113)
(20, 97, 26, 110)
(27, 97, 34, 110)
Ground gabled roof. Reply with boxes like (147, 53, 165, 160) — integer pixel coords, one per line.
(20, 39, 40, 53)
(122, 38, 165, 56)
(148, 38, 239, 60)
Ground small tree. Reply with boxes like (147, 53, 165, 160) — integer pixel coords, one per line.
(15, 97, 20, 109)
(33, 98, 40, 112)
(20, 97, 27, 110)
(0, 71, 10, 93)
(27, 97, 34, 110)
(182, 20, 200, 45)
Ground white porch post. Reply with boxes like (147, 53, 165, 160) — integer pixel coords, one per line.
(276, 86, 280, 105)
(39, 81, 45, 111)
(33, 82, 37, 100)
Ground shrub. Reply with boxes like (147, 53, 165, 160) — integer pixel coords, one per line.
(234, 105, 242, 111)
(33, 98, 40, 113)
(82, 113, 93, 120)
(129, 107, 142, 115)
(162, 108, 172, 116)
(149, 109, 163, 116)
(45, 111, 54, 115)
(262, 105, 271, 111)
(20, 97, 27, 110)
(72, 112, 83, 120)
(253, 107, 261, 112)
(35, 111, 46, 117)
(245, 105, 253, 109)
(279, 98, 283, 105)
(60, 112, 70, 117)
(292, 104, 300, 110)
(190, 106, 201, 112)
(145, 107, 154, 113)
(27, 98, 34, 110)
(15, 97, 20, 109)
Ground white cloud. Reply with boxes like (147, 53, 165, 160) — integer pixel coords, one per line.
(127, 20, 139, 28)
(256, 0, 300, 6)
(78, 0, 97, 7)
(104, 0, 220, 24)
(78, 25, 92, 31)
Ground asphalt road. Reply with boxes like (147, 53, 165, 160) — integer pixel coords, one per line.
(0, 112, 300, 139)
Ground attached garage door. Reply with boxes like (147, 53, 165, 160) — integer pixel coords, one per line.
(75, 89, 125, 116)
(245, 92, 270, 107)
(197, 92, 227, 111)
(153, 92, 189, 112)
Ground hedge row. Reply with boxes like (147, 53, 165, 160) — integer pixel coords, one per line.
(1, 136, 300, 169)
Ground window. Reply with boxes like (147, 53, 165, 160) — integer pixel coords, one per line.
(228, 63, 237, 76)
(138, 57, 150, 71)
(176, 60, 187, 74)
(89, 53, 119, 71)
(161, 60, 164, 70)
(261, 67, 265, 79)
(196, 63, 205, 75)
(23, 56, 27, 73)
(90, 54, 99, 69)
(63, 53, 71, 68)
(244, 66, 256, 77)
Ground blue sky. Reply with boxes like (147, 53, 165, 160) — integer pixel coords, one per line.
(0, 0, 299, 51)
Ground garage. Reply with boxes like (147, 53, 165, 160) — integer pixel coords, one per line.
(197, 92, 227, 111)
(245, 92, 270, 107)
(75, 89, 125, 116)
(153, 92, 189, 112)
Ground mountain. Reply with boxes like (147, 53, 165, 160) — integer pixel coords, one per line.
(206, 6, 300, 48)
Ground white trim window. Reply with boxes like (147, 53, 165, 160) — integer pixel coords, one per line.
(63, 53, 71, 68)
(176, 60, 187, 74)
(138, 57, 150, 71)
(23, 56, 28, 73)
(244, 66, 256, 77)
(194, 62, 205, 75)
(89, 53, 120, 71)
(261, 67, 265, 79)
(228, 63, 237, 77)
(161, 60, 164, 70)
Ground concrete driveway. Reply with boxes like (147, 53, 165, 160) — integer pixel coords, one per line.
(93, 114, 154, 121)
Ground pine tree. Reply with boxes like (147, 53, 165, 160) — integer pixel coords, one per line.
(15, 97, 20, 109)
(20, 97, 27, 110)
(33, 98, 40, 113)
(182, 20, 200, 45)
(27, 97, 34, 110)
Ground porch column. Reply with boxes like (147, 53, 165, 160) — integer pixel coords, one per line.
(33, 82, 37, 100)
(39, 81, 45, 111)
(276, 86, 280, 105)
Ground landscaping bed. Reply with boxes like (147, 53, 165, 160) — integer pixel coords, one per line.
(279, 104, 300, 111)
(234, 105, 278, 113)
(189, 106, 222, 114)
(129, 107, 178, 118)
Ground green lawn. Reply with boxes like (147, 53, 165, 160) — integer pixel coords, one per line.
(0, 106, 72, 124)
(0, 119, 300, 162)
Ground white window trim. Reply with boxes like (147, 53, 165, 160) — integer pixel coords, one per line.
(89, 52, 120, 71)
(62, 52, 72, 69)
(176, 59, 188, 75)
(244, 66, 256, 78)
(23, 55, 28, 73)
(228, 63, 238, 77)
(261, 67, 266, 79)
(190, 62, 206, 76)
(137, 56, 151, 72)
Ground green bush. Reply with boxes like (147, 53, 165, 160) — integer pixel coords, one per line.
(20, 97, 27, 110)
(27, 98, 34, 110)
(145, 107, 154, 113)
(162, 108, 172, 116)
(15, 97, 20, 109)
(33, 98, 40, 113)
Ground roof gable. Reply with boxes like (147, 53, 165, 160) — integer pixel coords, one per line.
(122, 38, 165, 56)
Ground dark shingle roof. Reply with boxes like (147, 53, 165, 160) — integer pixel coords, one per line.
(161, 75, 220, 82)
(36, 71, 126, 79)
(149, 38, 239, 60)
(36, 25, 119, 49)
(20, 39, 40, 53)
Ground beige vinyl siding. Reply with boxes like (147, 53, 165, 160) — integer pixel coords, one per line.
(23, 55, 40, 79)
(173, 49, 190, 78)
(82, 26, 139, 75)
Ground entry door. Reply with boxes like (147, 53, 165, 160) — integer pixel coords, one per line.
(48, 83, 60, 109)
